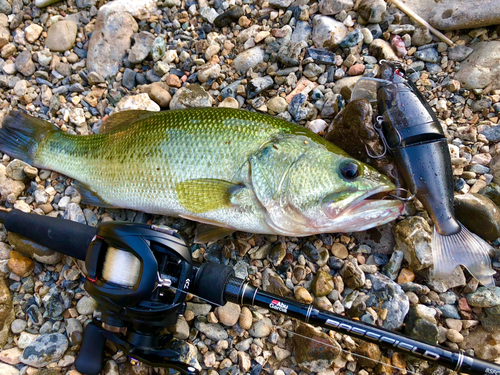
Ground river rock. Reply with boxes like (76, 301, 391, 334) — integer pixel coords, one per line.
(35, 0, 62, 7)
(14, 50, 35, 77)
(20, 333, 68, 367)
(459, 326, 500, 360)
(87, 11, 138, 78)
(7, 232, 63, 264)
(312, 15, 347, 49)
(194, 319, 228, 341)
(340, 260, 365, 289)
(403, 0, 500, 30)
(169, 84, 213, 109)
(0, 278, 14, 347)
(7, 250, 34, 277)
(214, 6, 243, 28)
(365, 272, 409, 330)
(455, 41, 500, 90)
(479, 305, 500, 333)
(166, 340, 201, 371)
(448, 45, 474, 62)
(24, 24, 43, 44)
(98, 0, 157, 20)
(128, 31, 155, 64)
(186, 302, 212, 317)
(232, 47, 264, 74)
(217, 302, 240, 326)
(357, 0, 386, 23)
(114, 93, 160, 112)
(262, 268, 292, 296)
(355, 342, 381, 368)
(454, 193, 500, 241)
(311, 270, 334, 297)
(369, 38, 400, 61)
(0, 363, 19, 375)
(318, 0, 353, 15)
(393, 216, 433, 271)
(467, 286, 500, 308)
(45, 21, 77, 52)
(248, 317, 272, 337)
(292, 323, 341, 372)
(405, 304, 439, 344)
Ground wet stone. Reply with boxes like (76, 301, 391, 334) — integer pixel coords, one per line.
(311, 271, 334, 297)
(454, 193, 500, 241)
(214, 6, 243, 28)
(467, 286, 500, 308)
(340, 261, 365, 289)
(405, 305, 439, 344)
(356, 342, 381, 368)
(262, 268, 292, 296)
(382, 250, 404, 280)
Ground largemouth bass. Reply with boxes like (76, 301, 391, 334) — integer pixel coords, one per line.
(0, 108, 402, 237)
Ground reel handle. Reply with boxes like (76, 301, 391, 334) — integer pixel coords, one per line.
(75, 322, 106, 375)
(0, 209, 95, 261)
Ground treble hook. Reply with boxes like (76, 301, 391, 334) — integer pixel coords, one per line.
(383, 187, 415, 202)
(365, 116, 387, 159)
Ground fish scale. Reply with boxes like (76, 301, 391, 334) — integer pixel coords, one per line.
(0, 108, 402, 237)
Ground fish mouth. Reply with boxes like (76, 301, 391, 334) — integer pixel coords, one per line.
(343, 185, 403, 216)
(324, 185, 404, 232)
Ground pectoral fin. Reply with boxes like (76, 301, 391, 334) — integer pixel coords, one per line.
(176, 179, 245, 213)
(194, 224, 236, 243)
(72, 181, 115, 208)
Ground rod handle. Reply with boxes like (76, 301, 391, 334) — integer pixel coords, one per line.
(0, 209, 95, 260)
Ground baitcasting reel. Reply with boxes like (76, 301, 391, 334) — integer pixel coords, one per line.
(74, 222, 197, 375)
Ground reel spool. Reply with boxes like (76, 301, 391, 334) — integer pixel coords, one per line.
(75, 222, 197, 375)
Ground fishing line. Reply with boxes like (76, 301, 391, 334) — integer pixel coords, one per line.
(169, 285, 417, 374)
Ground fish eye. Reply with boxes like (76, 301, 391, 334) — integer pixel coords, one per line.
(340, 161, 359, 180)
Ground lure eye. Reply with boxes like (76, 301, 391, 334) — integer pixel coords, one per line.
(340, 161, 359, 180)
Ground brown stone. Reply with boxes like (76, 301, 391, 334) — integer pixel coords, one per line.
(7, 250, 34, 277)
(294, 286, 313, 304)
(397, 268, 415, 284)
(356, 342, 382, 368)
(166, 74, 182, 88)
(330, 243, 348, 259)
(311, 270, 334, 297)
(239, 306, 252, 330)
(292, 323, 341, 372)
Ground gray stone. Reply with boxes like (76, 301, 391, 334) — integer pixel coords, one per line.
(169, 316, 189, 340)
(414, 48, 438, 63)
(10, 319, 26, 334)
(232, 47, 264, 74)
(369, 38, 399, 61)
(268, 0, 294, 7)
(357, 0, 386, 23)
(128, 31, 155, 64)
(402, 0, 500, 30)
(455, 41, 500, 90)
(122, 68, 136, 90)
(76, 296, 97, 315)
(185, 302, 212, 317)
(248, 317, 272, 338)
(45, 21, 78, 52)
(382, 250, 404, 280)
(312, 15, 347, 49)
(467, 286, 500, 308)
(480, 305, 500, 333)
(87, 11, 138, 78)
(64, 203, 86, 224)
(20, 333, 68, 367)
(318, 0, 353, 15)
(14, 51, 35, 77)
(169, 84, 212, 109)
(193, 319, 228, 341)
(366, 272, 409, 330)
(0, 0, 11, 14)
(65, 318, 83, 345)
(405, 304, 439, 344)
(448, 45, 474, 62)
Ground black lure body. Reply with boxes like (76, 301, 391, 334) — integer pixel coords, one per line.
(353, 61, 495, 285)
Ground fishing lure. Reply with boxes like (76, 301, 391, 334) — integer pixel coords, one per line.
(352, 61, 496, 285)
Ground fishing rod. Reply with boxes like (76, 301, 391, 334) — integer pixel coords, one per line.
(0, 209, 499, 375)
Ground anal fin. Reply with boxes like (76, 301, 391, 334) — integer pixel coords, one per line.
(432, 223, 496, 286)
(72, 181, 115, 208)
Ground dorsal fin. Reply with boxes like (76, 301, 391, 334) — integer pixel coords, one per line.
(98, 110, 159, 134)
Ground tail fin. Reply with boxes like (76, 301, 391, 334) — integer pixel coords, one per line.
(432, 223, 495, 286)
(0, 111, 58, 166)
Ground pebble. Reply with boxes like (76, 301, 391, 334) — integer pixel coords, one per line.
(7, 251, 34, 277)
(45, 21, 78, 52)
(218, 97, 239, 109)
(233, 47, 264, 73)
(239, 307, 253, 330)
(217, 302, 240, 326)
(76, 296, 97, 315)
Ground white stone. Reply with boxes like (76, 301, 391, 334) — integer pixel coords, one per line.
(99, 0, 158, 20)
(24, 24, 43, 43)
(0, 363, 20, 375)
(114, 93, 160, 113)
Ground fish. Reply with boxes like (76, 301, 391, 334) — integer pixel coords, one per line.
(0, 108, 403, 240)
(352, 61, 496, 285)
